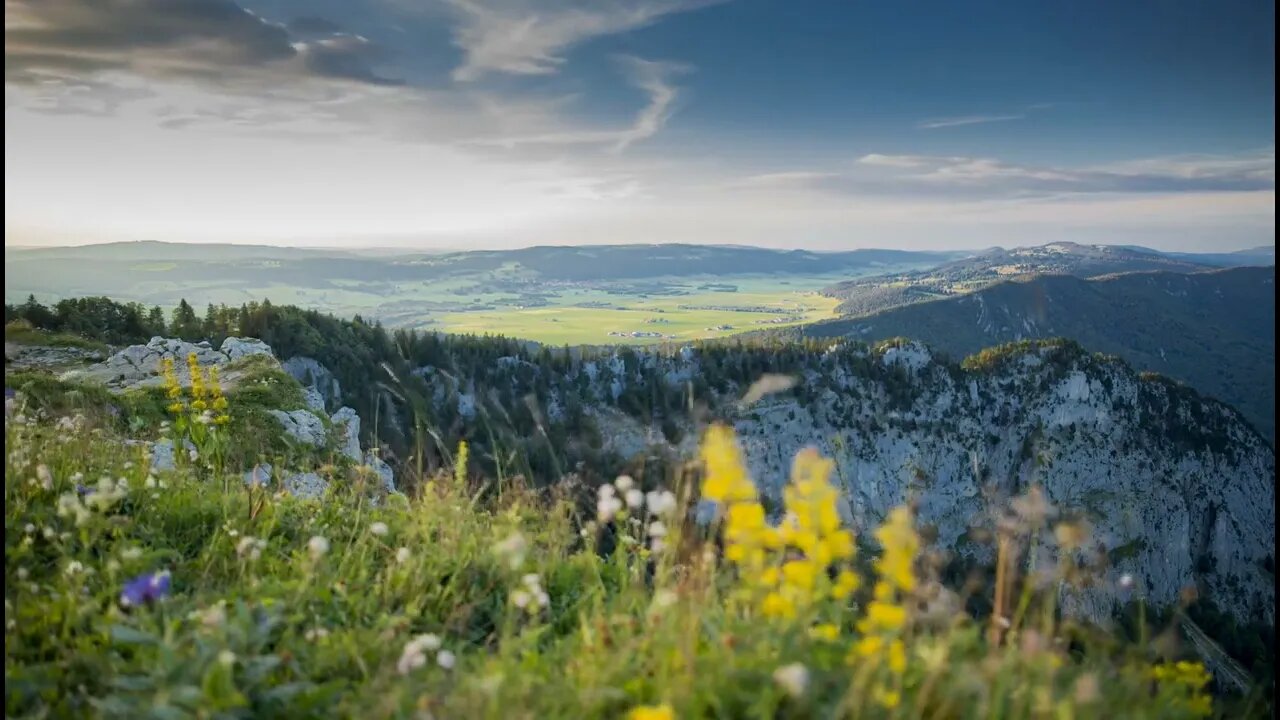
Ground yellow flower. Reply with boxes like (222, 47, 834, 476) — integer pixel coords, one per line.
(831, 569, 860, 600)
(761, 592, 796, 619)
(627, 704, 674, 720)
(854, 635, 884, 658)
(873, 688, 901, 709)
(887, 639, 907, 673)
(167, 403, 185, 414)
(808, 623, 840, 642)
(860, 601, 907, 632)
(781, 560, 818, 590)
(873, 507, 919, 592)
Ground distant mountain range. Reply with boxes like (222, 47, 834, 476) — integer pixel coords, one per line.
(820, 241, 1273, 316)
(775, 266, 1276, 442)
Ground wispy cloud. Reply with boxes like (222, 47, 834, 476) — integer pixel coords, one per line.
(916, 114, 1026, 129)
(443, 0, 721, 81)
(464, 57, 690, 151)
(916, 103, 1058, 130)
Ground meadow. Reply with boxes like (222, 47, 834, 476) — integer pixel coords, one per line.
(4, 363, 1257, 719)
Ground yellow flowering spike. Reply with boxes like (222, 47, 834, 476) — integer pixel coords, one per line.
(887, 639, 907, 673)
(831, 569, 860, 600)
(781, 560, 818, 590)
(454, 440, 469, 486)
(873, 507, 919, 593)
(761, 592, 796, 620)
(700, 425, 756, 504)
(861, 601, 908, 632)
(627, 705, 675, 720)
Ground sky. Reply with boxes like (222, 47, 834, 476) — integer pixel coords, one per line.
(4, 0, 1275, 252)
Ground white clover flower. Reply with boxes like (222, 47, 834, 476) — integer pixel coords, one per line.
(511, 590, 532, 609)
(395, 547, 412, 564)
(436, 650, 456, 670)
(647, 521, 668, 538)
(370, 522, 389, 537)
(535, 590, 550, 608)
(521, 573, 542, 589)
(236, 536, 266, 561)
(597, 484, 616, 499)
(415, 633, 442, 652)
(773, 663, 809, 697)
(305, 627, 330, 642)
(64, 561, 84, 577)
(614, 475, 634, 492)
(144, 474, 157, 489)
(624, 488, 644, 510)
(307, 536, 330, 559)
(23, 523, 35, 535)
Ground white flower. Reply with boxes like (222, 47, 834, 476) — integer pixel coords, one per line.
(397, 646, 426, 675)
(415, 633, 442, 652)
(436, 650, 456, 670)
(647, 521, 668, 538)
(188, 449, 199, 462)
(624, 489, 644, 510)
(597, 484, 616, 499)
(237, 536, 266, 561)
(120, 547, 143, 561)
(370, 522, 389, 537)
(16, 567, 29, 580)
(217, 650, 237, 666)
(645, 490, 678, 516)
(535, 590, 550, 608)
(36, 464, 53, 490)
(64, 561, 84, 577)
(144, 474, 157, 489)
(521, 573, 542, 589)
(493, 532, 528, 569)
(305, 627, 330, 642)
(23, 523, 34, 535)
(596, 495, 623, 523)
(511, 589, 532, 609)
(614, 475, 634, 492)
(396, 547, 412, 564)
(773, 663, 809, 697)
(307, 536, 330, 559)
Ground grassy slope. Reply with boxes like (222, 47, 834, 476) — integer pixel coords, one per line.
(4, 401, 1264, 718)
(795, 267, 1277, 442)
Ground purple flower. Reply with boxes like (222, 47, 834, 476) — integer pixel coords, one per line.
(76, 484, 95, 497)
(120, 571, 171, 607)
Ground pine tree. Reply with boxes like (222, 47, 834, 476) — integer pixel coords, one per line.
(171, 299, 201, 341)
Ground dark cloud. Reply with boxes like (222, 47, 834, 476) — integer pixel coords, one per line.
(4, 0, 398, 87)
(289, 16, 344, 37)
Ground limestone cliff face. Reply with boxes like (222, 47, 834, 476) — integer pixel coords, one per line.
(555, 341, 1275, 625)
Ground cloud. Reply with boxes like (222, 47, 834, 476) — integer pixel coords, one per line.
(916, 113, 1026, 129)
(443, 0, 720, 81)
(916, 103, 1059, 130)
(463, 56, 689, 151)
(841, 150, 1277, 196)
(3, 0, 399, 88)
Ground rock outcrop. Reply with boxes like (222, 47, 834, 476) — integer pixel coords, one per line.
(267, 409, 327, 448)
(61, 335, 272, 390)
(282, 356, 341, 411)
(331, 406, 362, 461)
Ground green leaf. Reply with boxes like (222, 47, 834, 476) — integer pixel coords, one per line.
(109, 625, 159, 646)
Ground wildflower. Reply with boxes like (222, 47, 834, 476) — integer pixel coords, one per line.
(772, 663, 809, 698)
(23, 523, 34, 535)
(493, 532, 528, 569)
(808, 624, 840, 642)
(64, 561, 85, 577)
(193, 601, 227, 628)
(397, 634, 443, 675)
(217, 650, 236, 666)
(627, 705, 675, 720)
(615, 475, 635, 492)
(454, 440, 469, 486)
(120, 547, 143, 561)
(370, 522, 389, 537)
(625, 488, 645, 510)
(396, 547, 412, 564)
(1054, 521, 1090, 551)
(120, 571, 171, 607)
(512, 590, 532, 609)
(305, 627, 330, 642)
(307, 536, 330, 560)
(236, 536, 267, 561)
(597, 493, 624, 522)
(647, 520, 668, 538)
(36, 464, 53, 490)
(651, 589, 678, 610)
(436, 650, 456, 670)
(56, 493, 91, 526)
(645, 489, 677, 516)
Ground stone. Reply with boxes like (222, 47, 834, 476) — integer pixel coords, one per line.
(267, 409, 327, 447)
(331, 406, 362, 461)
(282, 356, 341, 407)
(220, 337, 274, 361)
(301, 386, 326, 413)
(283, 472, 327, 500)
(364, 451, 396, 493)
(243, 463, 273, 487)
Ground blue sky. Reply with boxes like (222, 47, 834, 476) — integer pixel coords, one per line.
(4, 0, 1274, 250)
